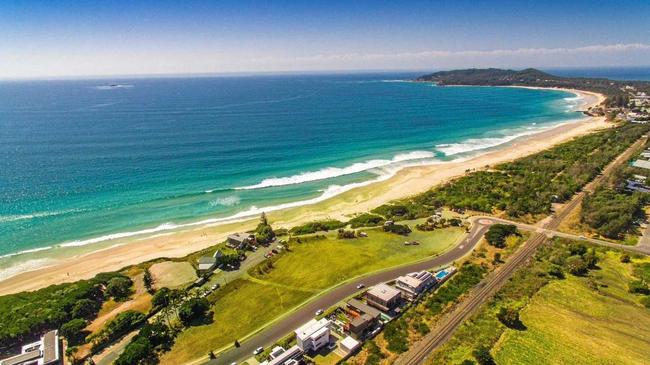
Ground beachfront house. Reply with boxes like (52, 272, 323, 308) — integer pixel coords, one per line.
(295, 318, 331, 352)
(226, 233, 255, 250)
(197, 256, 217, 272)
(365, 283, 401, 312)
(395, 271, 435, 300)
(266, 345, 303, 365)
(0, 330, 61, 365)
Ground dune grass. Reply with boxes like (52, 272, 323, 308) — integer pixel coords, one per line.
(493, 252, 650, 365)
(160, 226, 464, 364)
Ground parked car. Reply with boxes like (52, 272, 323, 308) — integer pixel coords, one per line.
(271, 249, 279, 254)
(315, 309, 324, 316)
(356, 283, 365, 289)
(254, 347, 264, 355)
(211, 284, 220, 291)
(265, 253, 273, 258)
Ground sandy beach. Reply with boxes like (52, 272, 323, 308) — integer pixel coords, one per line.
(0, 88, 608, 295)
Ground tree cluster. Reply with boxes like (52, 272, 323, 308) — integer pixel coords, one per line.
(485, 224, 519, 248)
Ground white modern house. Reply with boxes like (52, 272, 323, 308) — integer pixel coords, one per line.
(295, 318, 331, 352)
(395, 271, 435, 300)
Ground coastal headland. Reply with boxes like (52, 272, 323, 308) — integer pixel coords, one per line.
(0, 88, 607, 295)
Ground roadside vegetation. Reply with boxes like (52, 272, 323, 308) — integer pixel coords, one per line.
(424, 238, 650, 365)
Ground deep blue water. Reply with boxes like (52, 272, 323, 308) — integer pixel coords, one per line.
(0, 73, 583, 264)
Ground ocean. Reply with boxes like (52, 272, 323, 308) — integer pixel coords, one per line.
(0, 72, 598, 275)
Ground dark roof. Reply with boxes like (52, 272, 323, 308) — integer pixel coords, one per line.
(346, 298, 381, 318)
(42, 330, 59, 364)
(0, 350, 40, 365)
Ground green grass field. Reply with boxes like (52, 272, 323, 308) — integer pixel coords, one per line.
(493, 252, 650, 365)
(160, 226, 464, 364)
(254, 226, 465, 291)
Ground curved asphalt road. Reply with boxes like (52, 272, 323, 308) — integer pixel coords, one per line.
(208, 221, 493, 365)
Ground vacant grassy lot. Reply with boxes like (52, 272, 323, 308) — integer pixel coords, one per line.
(254, 227, 465, 291)
(149, 261, 197, 289)
(160, 226, 464, 364)
(494, 252, 650, 365)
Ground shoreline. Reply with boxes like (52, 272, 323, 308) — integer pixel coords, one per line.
(0, 87, 608, 295)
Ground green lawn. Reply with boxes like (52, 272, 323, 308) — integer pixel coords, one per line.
(253, 226, 465, 291)
(161, 226, 464, 364)
(494, 252, 650, 365)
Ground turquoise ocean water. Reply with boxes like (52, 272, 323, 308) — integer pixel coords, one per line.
(0, 73, 588, 276)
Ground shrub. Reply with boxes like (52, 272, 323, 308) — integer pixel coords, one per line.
(348, 213, 385, 228)
(472, 345, 496, 365)
(620, 254, 631, 263)
(289, 220, 345, 235)
(106, 276, 133, 300)
(628, 280, 650, 295)
(565, 255, 589, 276)
(383, 223, 411, 235)
(496, 307, 524, 329)
(90, 310, 146, 353)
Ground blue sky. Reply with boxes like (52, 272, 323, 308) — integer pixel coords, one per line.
(1, 0, 649, 78)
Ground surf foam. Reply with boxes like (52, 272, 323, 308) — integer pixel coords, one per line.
(236, 151, 435, 190)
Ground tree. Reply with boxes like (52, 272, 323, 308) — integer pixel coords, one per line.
(152, 287, 173, 308)
(143, 268, 154, 294)
(472, 346, 495, 365)
(485, 224, 518, 248)
(620, 254, 631, 263)
(60, 318, 88, 346)
(178, 298, 210, 325)
(492, 252, 502, 264)
(71, 298, 100, 319)
(106, 276, 133, 300)
(114, 336, 152, 365)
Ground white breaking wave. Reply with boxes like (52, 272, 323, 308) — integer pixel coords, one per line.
(58, 222, 179, 248)
(236, 151, 435, 190)
(0, 209, 82, 223)
(436, 119, 582, 156)
(0, 246, 53, 259)
(209, 196, 241, 207)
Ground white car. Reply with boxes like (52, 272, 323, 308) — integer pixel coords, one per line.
(356, 283, 365, 289)
(253, 346, 264, 355)
(315, 309, 324, 316)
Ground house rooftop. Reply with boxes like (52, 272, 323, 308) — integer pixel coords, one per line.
(367, 283, 401, 301)
(198, 256, 217, 264)
(295, 318, 330, 340)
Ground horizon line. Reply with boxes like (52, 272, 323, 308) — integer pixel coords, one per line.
(2, 64, 650, 82)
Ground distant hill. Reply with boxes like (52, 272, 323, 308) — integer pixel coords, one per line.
(416, 68, 650, 102)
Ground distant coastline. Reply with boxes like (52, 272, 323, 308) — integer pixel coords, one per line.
(0, 83, 606, 295)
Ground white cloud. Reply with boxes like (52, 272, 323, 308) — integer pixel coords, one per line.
(1, 43, 649, 78)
